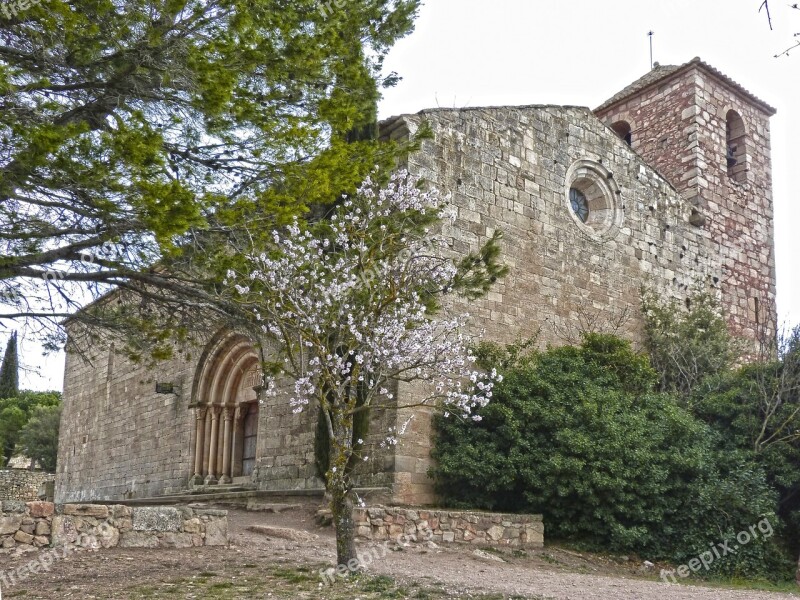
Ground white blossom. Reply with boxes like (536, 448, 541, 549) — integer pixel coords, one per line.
(228, 170, 500, 443)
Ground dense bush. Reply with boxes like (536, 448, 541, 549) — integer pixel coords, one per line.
(691, 352, 800, 564)
(0, 390, 61, 467)
(641, 290, 738, 398)
(18, 404, 62, 472)
(432, 334, 791, 578)
(645, 294, 800, 574)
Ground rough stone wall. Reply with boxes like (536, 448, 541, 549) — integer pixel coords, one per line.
(390, 384, 435, 505)
(596, 63, 777, 340)
(0, 470, 53, 502)
(254, 384, 398, 495)
(252, 383, 319, 491)
(0, 501, 227, 557)
(597, 69, 699, 195)
(403, 105, 714, 346)
(354, 506, 544, 548)
(383, 105, 716, 503)
(56, 335, 202, 502)
(58, 324, 396, 503)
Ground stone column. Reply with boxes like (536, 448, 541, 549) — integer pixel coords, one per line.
(191, 406, 207, 485)
(216, 414, 225, 479)
(202, 407, 212, 477)
(205, 406, 220, 485)
(220, 407, 233, 484)
(231, 405, 245, 478)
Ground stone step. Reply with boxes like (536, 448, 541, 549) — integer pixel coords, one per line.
(245, 525, 319, 542)
(101, 486, 388, 508)
(161, 484, 256, 497)
(192, 486, 255, 494)
(244, 500, 304, 513)
(115, 488, 326, 507)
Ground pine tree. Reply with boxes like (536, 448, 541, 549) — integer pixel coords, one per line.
(0, 0, 421, 354)
(0, 332, 19, 399)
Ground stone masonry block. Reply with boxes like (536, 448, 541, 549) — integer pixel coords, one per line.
(63, 504, 109, 518)
(27, 501, 55, 518)
(203, 517, 228, 546)
(132, 507, 182, 532)
(0, 515, 23, 535)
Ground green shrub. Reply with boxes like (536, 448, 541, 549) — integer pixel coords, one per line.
(641, 289, 738, 398)
(0, 390, 61, 467)
(692, 358, 800, 567)
(432, 334, 790, 578)
(18, 404, 62, 472)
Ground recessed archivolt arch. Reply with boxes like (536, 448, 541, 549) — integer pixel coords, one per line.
(207, 339, 260, 406)
(192, 330, 262, 404)
(189, 329, 263, 486)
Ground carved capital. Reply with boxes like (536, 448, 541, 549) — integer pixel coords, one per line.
(210, 405, 221, 419)
(196, 406, 207, 421)
(223, 406, 233, 422)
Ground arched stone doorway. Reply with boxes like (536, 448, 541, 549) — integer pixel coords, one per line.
(190, 331, 262, 486)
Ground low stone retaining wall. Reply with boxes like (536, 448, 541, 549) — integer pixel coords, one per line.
(0, 502, 228, 555)
(354, 506, 544, 548)
(0, 470, 54, 502)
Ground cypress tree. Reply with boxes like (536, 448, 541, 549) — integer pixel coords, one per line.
(0, 332, 19, 399)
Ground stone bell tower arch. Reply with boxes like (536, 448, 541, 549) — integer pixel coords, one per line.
(189, 330, 263, 486)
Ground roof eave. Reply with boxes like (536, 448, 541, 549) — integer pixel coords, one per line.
(594, 58, 776, 117)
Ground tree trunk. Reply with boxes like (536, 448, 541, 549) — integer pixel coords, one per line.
(796, 551, 800, 587)
(330, 475, 358, 569)
(328, 405, 358, 570)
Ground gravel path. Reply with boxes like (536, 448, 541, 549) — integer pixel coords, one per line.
(229, 507, 800, 600)
(366, 549, 796, 599)
(3, 505, 798, 599)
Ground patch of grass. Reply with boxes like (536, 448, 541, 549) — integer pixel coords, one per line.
(678, 576, 798, 593)
(270, 566, 315, 584)
(539, 553, 562, 566)
(360, 575, 396, 592)
(209, 582, 234, 590)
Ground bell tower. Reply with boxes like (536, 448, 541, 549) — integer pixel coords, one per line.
(595, 57, 777, 342)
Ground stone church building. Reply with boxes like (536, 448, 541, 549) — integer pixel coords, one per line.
(55, 58, 777, 506)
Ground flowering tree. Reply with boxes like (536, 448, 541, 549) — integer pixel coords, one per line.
(224, 171, 506, 567)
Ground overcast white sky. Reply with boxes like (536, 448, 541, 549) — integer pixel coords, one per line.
(8, 0, 800, 391)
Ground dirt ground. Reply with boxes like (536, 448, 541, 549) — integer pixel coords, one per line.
(1, 504, 798, 600)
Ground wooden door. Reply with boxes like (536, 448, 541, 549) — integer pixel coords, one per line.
(242, 403, 258, 476)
